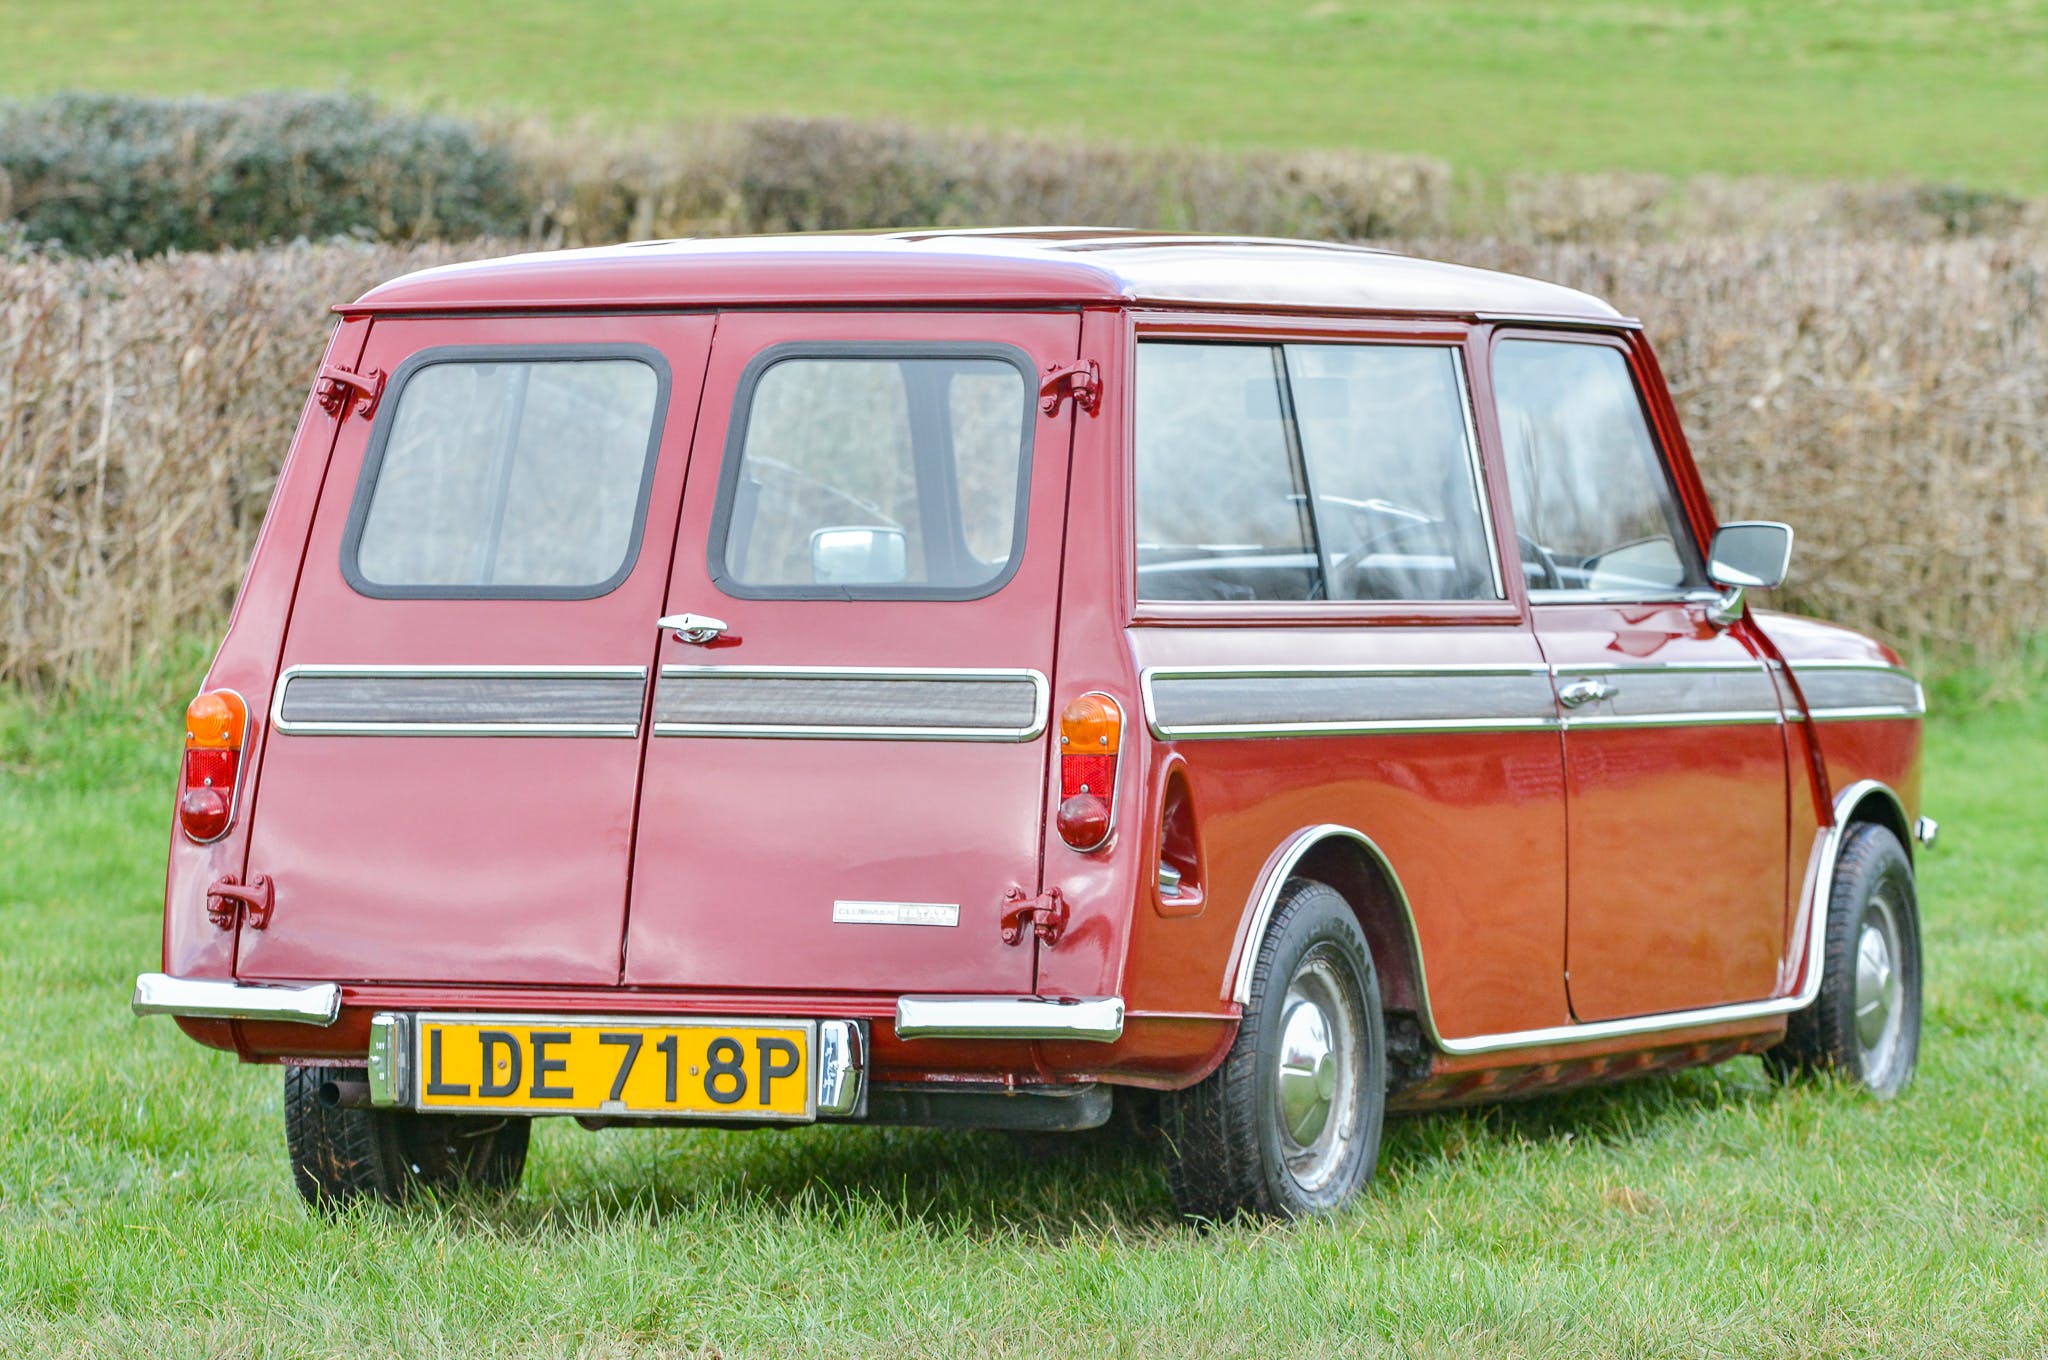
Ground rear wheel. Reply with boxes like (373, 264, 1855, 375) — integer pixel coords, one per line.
(285, 1064, 531, 1208)
(1160, 879, 1386, 1221)
(1766, 823, 1922, 1097)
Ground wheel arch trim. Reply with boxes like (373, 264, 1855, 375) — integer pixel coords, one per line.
(1223, 824, 1438, 1030)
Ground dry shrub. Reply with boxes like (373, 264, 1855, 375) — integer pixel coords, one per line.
(6, 99, 2043, 254)
(501, 115, 2037, 249)
(0, 240, 493, 687)
(503, 116, 1455, 246)
(0, 233, 2040, 688)
(1412, 236, 2047, 659)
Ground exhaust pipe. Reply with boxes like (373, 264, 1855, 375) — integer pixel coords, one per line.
(317, 1077, 373, 1109)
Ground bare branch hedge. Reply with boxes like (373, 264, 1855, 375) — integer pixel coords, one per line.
(1, 235, 2041, 689)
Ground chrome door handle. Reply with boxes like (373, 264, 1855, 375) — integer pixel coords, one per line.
(1558, 677, 1618, 709)
(657, 613, 729, 645)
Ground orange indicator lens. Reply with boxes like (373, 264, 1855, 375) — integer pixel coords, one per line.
(1059, 693, 1122, 755)
(186, 690, 249, 751)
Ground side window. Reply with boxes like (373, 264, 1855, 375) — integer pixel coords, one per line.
(1286, 344, 1497, 602)
(346, 352, 666, 598)
(1135, 344, 1318, 602)
(1492, 340, 1704, 597)
(1135, 340, 1499, 603)
(713, 349, 1032, 599)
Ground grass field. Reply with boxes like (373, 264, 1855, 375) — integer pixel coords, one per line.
(3, 1, 2046, 193)
(0, 656, 2043, 1357)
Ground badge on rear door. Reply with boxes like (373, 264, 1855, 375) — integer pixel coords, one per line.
(831, 901, 960, 927)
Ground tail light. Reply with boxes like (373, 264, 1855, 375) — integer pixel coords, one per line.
(1056, 692, 1123, 852)
(180, 689, 249, 843)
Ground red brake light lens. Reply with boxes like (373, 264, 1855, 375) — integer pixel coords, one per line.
(180, 690, 248, 843)
(1057, 693, 1123, 851)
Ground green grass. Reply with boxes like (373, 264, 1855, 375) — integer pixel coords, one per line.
(2, 658, 2044, 1357)
(5, 1, 2048, 193)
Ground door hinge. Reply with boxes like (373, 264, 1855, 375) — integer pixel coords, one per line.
(1000, 886, 1069, 947)
(207, 874, 275, 931)
(315, 364, 385, 420)
(1039, 360, 1102, 418)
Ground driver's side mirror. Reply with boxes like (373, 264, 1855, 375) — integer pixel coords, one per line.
(1705, 520, 1793, 625)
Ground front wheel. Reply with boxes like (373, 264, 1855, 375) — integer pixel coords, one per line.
(285, 1064, 531, 1209)
(1160, 879, 1386, 1220)
(1767, 823, 1923, 1097)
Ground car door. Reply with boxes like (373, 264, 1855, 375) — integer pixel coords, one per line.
(1121, 329, 1573, 1041)
(1487, 331, 1792, 1021)
(619, 310, 1081, 994)
(237, 314, 713, 986)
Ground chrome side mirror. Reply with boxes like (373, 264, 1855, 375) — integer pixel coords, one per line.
(1705, 520, 1794, 626)
(810, 526, 908, 586)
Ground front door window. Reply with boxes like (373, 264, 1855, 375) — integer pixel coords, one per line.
(1492, 339, 1704, 598)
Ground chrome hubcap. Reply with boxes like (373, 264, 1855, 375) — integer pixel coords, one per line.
(1272, 950, 1361, 1195)
(1854, 890, 1907, 1081)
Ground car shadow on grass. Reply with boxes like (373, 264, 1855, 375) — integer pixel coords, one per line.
(437, 1059, 1782, 1240)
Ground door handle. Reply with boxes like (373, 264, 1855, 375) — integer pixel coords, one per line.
(1558, 677, 1618, 709)
(657, 613, 729, 645)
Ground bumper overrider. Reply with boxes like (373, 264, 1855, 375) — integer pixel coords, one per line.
(131, 975, 1124, 1119)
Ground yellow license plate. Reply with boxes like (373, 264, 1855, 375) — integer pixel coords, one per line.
(413, 1016, 815, 1120)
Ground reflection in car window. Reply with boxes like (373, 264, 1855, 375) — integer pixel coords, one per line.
(1135, 341, 1497, 603)
(1135, 344, 1318, 602)
(718, 355, 1029, 597)
(1286, 345, 1496, 601)
(352, 357, 660, 595)
(1492, 340, 1703, 597)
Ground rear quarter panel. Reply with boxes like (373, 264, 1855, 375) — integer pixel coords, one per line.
(160, 317, 369, 1049)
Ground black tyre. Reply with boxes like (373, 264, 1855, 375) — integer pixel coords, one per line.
(1160, 879, 1386, 1221)
(1766, 823, 1922, 1097)
(285, 1064, 531, 1209)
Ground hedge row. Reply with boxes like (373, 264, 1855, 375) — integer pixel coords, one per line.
(2, 94, 2043, 256)
(1, 235, 2041, 689)
(0, 92, 528, 256)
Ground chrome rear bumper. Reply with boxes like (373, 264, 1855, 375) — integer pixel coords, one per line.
(131, 973, 342, 1026)
(894, 995, 1124, 1042)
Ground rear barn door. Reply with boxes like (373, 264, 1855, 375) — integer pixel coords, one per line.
(621, 311, 1082, 994)
(237, 314, 714, 986)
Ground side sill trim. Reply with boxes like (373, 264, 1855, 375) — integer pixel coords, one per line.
(894, 995, 1124, 1043)
(1225, 783, 1905, 1056)
(131, 973, 342, 1026)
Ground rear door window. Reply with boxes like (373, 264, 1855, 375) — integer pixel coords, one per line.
(345, 348, 667, 598)
(1135, 340, 1499, 603)
(711, 345, 1033, 599)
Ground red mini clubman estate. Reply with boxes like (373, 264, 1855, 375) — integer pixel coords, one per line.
(134, 231, 1931, 1220)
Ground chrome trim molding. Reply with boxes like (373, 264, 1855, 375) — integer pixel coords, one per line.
(131, 973, 342, 1026)
(654, 666, 1050, 741)
(894, 995, 1126, 1043)
(367, 1012, 413, 1106)
(816, 1019, 865, 1116)
(1552, 660, 1782, 731)
(1226, 785, 1908, 1056)
(1144, 664, 1558, 740)
(1144, 660, 1791, 740)
(272, 665, 647, 737)
(1790, 661, 1926, 722)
